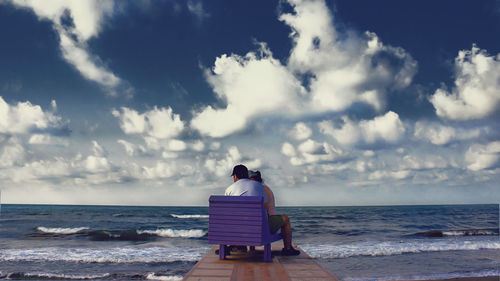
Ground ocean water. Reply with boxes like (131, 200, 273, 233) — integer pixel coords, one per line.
(0, 204, 498, 281)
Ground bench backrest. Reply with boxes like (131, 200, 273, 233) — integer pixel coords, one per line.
(208, 195, 272, 246)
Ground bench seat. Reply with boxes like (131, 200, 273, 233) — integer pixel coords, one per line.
(208, 195, 283, 262)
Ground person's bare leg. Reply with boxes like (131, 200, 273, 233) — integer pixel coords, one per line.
(281, 215, 292, 249)
(280, 214, 299, 255)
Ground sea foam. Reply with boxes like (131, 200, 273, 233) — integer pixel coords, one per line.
(37, 227, 89, 234)
(0, 246, 209, 263)
(301, 239, 500, 259)
(146, 273, 183, 281)
(138, 229, 207, 238)
(170, 214, 209, 219)
(5, 272, 111, 280)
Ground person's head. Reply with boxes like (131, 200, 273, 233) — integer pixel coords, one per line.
(231, 164, 248, 181)
(249, 170, 263, 183)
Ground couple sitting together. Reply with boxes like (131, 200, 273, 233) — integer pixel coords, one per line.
(224, 164, 300, 256)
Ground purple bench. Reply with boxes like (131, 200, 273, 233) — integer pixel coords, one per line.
(208, 195, 283, 262)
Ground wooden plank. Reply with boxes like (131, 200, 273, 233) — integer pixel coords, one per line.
(209, 233, 264, 239)
(208, 237, 263, 244)
(209, 196, 262, 204)
(210, 203, 261, 209)
(209, 226, 262, 234)
(209, 209, 262, 216)
(182, 244, 340, 281)
(209, 216, 262, 224)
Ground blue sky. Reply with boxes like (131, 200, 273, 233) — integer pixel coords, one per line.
(0, 0, 499, 205)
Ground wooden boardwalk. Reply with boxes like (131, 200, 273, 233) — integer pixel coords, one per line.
(182, 243, 340, 281)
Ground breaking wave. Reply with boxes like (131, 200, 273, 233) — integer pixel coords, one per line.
(170, 214, 209, 219)
(87, 229, 206, 241)
(0, 272, 111, 280)
(146, 273, 183, 281)
(138, 229, 207, 238)
(0, 246, 208, 263)
(37, 227, 89, 235)
(411, 228, 499, 237)
(0, 272, 184, 280)
(31, 227, 206, 241)
(301, 239, 500, 259)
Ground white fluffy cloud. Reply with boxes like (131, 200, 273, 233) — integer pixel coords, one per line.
(117, 139, 145, 156)
(319, 111, 405, 146)
(7, 0, 126, 95)
(281, 142, 296, 157)
(465, 141, 500, 171)
(429, 45, 500, 120)
(281, 139, 344, 166)
(289, 122, 312, 140)
(1, 140, 116, 185)
(0, 138, 25, 168)
(280, 0, 416, 113)
(414, 121, 481, 145)
(112, 106, 184, 139)
(368, 169, 411, 181)
(204, 146, 262, 177)
(400, 154, 450, 170)
(190, 44, 304, 138)
(28, 134, 68, 146)
(191, 0, 416, 138)
(0, 96, 63, 135)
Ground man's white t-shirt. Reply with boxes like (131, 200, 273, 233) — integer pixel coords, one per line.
(225, 178, 268, 203)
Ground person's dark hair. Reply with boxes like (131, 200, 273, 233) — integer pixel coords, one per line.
(231, 164, 249, 179)
(249, 170, 263, 183)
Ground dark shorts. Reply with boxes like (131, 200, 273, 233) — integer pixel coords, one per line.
(268, 215, 284, 233)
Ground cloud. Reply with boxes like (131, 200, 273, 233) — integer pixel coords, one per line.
(0, 137, 25, 168)
(429, 45, 500, 120)
(0, 96, 64, 135)
(6, 0, 128, 96)
(141, 161, 179, 180)
(400, 154, 450, 170)
(368, 169, 411, 181)
(281, 142, 296, 157)
(280, 0, 417, 113)
(319, 111, 405, 146)
(414, 121, 481, 145)
(281, 139, 344, 166)
(191, 0, 416, 138)
(204, 146, 262, 177)
(190, 44, 305, 138)
(0, 140, 117, 185)
(465, 141, 500, 171)
(187, 0, 209, 21)
(112, 106, 184, 139)
(28, 134, 68, 146)
(118, 139, 142, 156)
(289, 122, 312, 140)
(297, 139, 325, 154)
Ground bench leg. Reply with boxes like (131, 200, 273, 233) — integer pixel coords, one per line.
(264, 243, 271, 262)
(219, 244, 226, 260)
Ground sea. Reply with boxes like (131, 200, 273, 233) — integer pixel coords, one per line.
(0, 204, 498, 281)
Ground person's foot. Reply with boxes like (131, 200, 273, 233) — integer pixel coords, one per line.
(281, 247, 300, 256)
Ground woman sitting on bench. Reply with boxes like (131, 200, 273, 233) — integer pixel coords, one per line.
(249, 170, 300, 256)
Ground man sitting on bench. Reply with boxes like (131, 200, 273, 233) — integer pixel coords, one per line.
(225, 164, 300, 256)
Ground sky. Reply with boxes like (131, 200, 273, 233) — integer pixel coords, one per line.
(0, 0, 499, 206)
